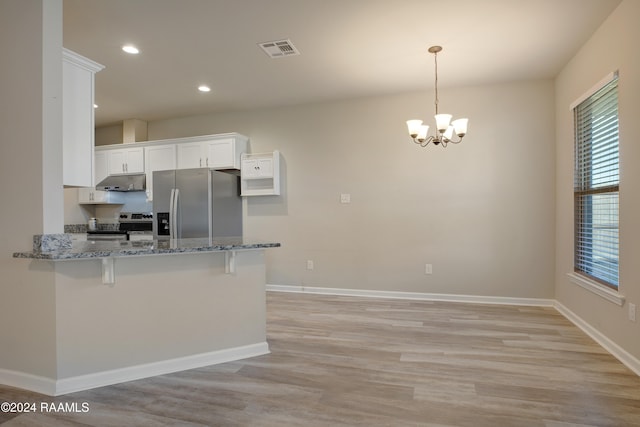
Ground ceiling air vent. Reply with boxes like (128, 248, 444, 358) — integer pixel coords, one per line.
(258, 39, 300, 58)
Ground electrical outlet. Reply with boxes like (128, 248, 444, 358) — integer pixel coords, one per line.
(629, 303, 636, 322)
(306, 260, 314, 270)
(425, 264, 432, 275)
(340, 193, 351, 204)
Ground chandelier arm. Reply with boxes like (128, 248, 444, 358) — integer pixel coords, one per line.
(413, 135, 435, 147)
(443, 135, 465, 144)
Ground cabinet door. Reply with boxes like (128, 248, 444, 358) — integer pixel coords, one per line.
(125, 147, 145, 173)
(78, 188, 94, 203)
(177, 142, 204, 169)
(108, 147, 144, 174)
(108, 150, 127, 174)
(205, 139, 234, 169)
(242, 158, 273, 179)
(62, 50, 103, 187)
(94, 151, 109, 184)
(77, 188, 117, 204)
(145, 144, 177, 200)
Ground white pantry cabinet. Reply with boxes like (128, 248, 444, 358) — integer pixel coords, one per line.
(241, 151, 280, 196)
(62, 48, 104, 187)
(176, 136, 247, 170)
(107, 146, 144, 175)
(144, 144, 177, 200)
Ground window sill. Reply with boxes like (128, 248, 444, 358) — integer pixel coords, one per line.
(566, 272, 625, 306)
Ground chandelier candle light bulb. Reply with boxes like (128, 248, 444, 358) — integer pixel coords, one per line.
(406, 46, 469, 147)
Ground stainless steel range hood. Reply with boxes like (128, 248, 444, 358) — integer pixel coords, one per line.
(96, 173, 146, 192)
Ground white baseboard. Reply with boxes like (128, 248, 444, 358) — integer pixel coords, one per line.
(266, 284, 555, 307)
(0, 342, 269, 396)
(554, 301, 640, 376)
(267, 284, 640, 377)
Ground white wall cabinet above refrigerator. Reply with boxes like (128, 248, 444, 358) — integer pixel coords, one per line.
(241, 151, 280, 196)
(176, 136, 247, 170)
(62, 48, 104, 187)
(144, 144, 177, 201)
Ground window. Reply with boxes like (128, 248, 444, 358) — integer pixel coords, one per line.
(574, 75, 619, 289)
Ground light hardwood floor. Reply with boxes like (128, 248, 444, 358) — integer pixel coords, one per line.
(1, 292, 640, 426)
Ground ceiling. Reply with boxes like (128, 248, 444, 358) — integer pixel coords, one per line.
(63, 0, 622, 127)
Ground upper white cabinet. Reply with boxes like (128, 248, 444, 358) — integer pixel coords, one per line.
(241, 151, 281, 196)
(78, 187, 123, 205)
(144, 144, 177, 200)
(93, 133, 248, 197)
(107, 146, 144, 175)
(94, 150, 109, 184)
(62, 48, 104, 187)
(176, 136, 247, 170)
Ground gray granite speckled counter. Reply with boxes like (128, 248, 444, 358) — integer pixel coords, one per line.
(13, 237, 280, 260)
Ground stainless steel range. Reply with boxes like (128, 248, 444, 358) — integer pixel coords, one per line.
(120, 212, 153, 241)
(87, 212, 153, 241)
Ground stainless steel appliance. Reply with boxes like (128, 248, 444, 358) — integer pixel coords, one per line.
(86, 211, 153, 241)
(152, 168, 242, 240)
(96, 173, 146, 192)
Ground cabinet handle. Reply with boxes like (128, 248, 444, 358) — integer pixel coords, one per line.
(199, 158, 202, 168)
(206, 158, 209, 167)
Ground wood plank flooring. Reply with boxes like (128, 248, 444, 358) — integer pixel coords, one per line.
(2, 292, 640, 426)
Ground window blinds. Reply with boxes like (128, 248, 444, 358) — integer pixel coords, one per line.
(574, 77, 619, 288)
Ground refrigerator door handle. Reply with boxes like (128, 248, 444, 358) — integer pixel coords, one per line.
(169, 188, 176, 240)
(173, 188, 180, 239)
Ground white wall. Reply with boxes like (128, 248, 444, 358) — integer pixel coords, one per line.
(142, 79, 556, 299)
(555, 0, 640, 360)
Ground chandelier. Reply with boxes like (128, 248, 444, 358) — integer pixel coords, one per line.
(406, 46, 468, 147)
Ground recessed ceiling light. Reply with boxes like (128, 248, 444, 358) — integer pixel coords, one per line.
(198, 85, 211, 92)
(93, 104, 98, 108)
(122, 45, 139, 54)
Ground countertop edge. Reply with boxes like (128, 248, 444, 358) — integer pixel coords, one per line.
(13, 242, 281, 261)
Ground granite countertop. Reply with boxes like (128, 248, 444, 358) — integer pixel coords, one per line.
(13, 237, 281, 260)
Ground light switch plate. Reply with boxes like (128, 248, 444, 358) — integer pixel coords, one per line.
(340, 193, 351, 204)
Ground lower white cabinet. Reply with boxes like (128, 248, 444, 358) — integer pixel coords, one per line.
(78, 188, 123, 205)
(241, 151, 280, 196)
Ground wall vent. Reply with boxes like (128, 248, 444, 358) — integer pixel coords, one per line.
(258, 39, 300, 58)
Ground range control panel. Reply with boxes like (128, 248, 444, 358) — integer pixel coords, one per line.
(119, 212, 153, 222)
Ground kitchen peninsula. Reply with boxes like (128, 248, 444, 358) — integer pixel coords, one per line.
(10, 236, 280, 396)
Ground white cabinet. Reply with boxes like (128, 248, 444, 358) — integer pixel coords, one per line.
(107, 147, 144, 174)
(176, 142, 205, 169)
(241, 151, 280, 196)
(62, 48, 104, 187)
(176, 136, 247, 170)
(94, 150, 109, 184)
(144, 144, 177, 200)
(78, 188, 123, 205)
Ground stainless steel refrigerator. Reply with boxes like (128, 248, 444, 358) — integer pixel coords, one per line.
(152, 168, 242, 240)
